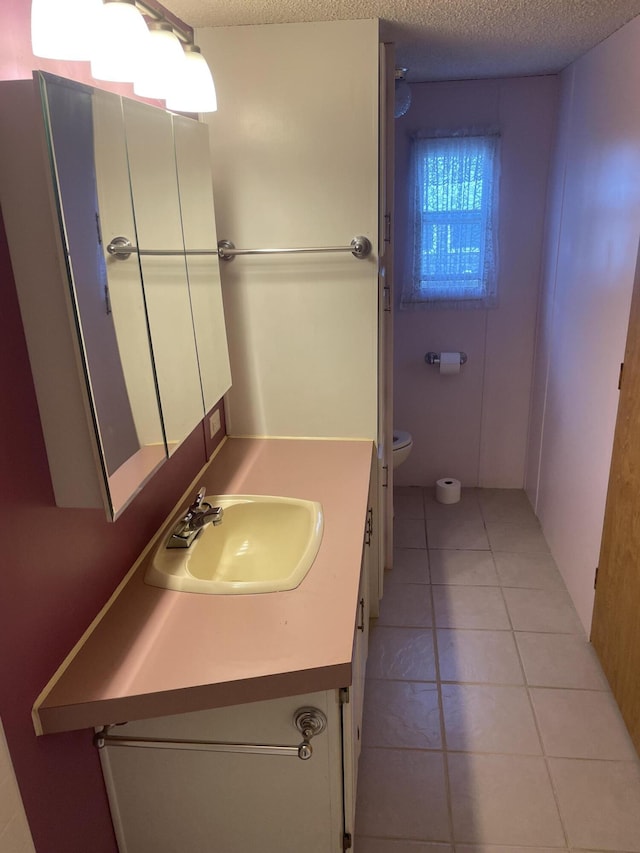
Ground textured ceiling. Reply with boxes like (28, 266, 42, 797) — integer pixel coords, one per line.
(164, 0, 640, 82)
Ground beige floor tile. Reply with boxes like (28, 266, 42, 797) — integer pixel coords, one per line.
(378, 583, 433, 628)
(515, 633, 609, 689)
(427, 519, 490, 550)
(477, 489, 538, 525)
(395, 488, 426, 519)
(395, 518, 427, 549)
(358, 489, 637, 852)
(424, 488, 480, 519)
(493, 552, 565, 590)
(362, 680, 442, 749)
(430, 550, 498, 586)
(486, 522, 549, 554)
(442, 684, 541, 754)
(437, 629, 523, 685)
(388, 549, 430, 584)
(503, 588, 584, 634)
(448, 753, 565, 846)
(425, 505, 485, 525)
(357, 841, 453, 853)
(530, 688, 637, 760)
(355, 748, 451, 841)
(549, 758, 640, 851)
(395, 486, 425, 497)
(433, 587, 510, 630)
(367, 626, 436, 681)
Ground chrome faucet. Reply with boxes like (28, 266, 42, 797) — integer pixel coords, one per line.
(166, 487, 224, 549)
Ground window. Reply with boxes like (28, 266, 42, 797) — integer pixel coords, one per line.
(402, 132, 500, 309)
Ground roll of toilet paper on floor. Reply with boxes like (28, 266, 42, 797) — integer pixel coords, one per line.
(436, 478, 461, 504)
(439, 352, 461, 375)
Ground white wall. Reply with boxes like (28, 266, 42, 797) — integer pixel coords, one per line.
(394, 76, 558, 487)
(527, 16, 640, 633)
(0, 718, 35, 853)
(198, 20, 380, 439)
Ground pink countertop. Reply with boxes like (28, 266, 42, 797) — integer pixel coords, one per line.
(35, 438, 373, 735)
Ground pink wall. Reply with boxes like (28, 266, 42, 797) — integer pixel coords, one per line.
(0, 3, 219, 852)
(394, 76, 558, 488)
(526, 15, 640, 633)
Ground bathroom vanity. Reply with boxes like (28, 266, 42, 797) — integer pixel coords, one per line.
(34, 437, 375, 852)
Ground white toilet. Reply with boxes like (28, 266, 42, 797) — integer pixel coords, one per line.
(392, 430, 413, 469)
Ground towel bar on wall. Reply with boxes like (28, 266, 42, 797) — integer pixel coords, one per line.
(217, 236, 372, 260)
(106, 235, 372, 261)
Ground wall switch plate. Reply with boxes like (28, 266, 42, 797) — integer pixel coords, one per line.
(209, 410, 221, 439)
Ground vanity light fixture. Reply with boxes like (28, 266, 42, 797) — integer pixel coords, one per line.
(31, 0, 102, 60)
(134, 21, 186, 99)
(30, 0, 219, 114)
(91, 0, 152, 82)
(165, 45, 218, 114)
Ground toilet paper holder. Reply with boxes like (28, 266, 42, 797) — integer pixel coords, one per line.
(425, 351, 468, 366)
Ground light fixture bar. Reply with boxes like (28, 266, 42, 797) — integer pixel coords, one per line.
(133, 0, 193, 45)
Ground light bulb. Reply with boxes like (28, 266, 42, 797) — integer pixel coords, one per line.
(134, 23, 186, 99)
(166, 45, 217, 114)
(31, 0, 102, 61)
(91, 0, 151, 83)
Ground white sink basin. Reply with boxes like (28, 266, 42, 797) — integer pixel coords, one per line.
(145, 495, 323, 594)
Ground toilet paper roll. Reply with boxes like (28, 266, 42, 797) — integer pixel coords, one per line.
(436, 478, 461, 504)
(439, 352, 461, 375)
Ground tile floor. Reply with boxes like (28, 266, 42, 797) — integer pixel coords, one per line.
(355, 487, 640, 853)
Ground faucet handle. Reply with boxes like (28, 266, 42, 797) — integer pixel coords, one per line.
(190, 505, 224, 531)
(189, 487, 207, 512)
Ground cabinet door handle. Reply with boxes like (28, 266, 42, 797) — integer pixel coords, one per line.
(364, 507, 373, 545)
(357, 597, 365, 631)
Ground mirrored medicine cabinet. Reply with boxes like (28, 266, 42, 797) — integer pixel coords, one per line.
(0, 72, 231, 520)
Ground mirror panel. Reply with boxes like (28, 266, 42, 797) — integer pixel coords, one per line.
(42, 77, 168, 520)
(122, 99, 206, 452)
(173, 116, 232, 412)
(92, 89, 169, 508)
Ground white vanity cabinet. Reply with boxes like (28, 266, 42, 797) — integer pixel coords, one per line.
(100, 691, 346, 853)
(342, 547, 371, 841)
(98, 519, 373, 853)
(100, 679, 368, 853)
